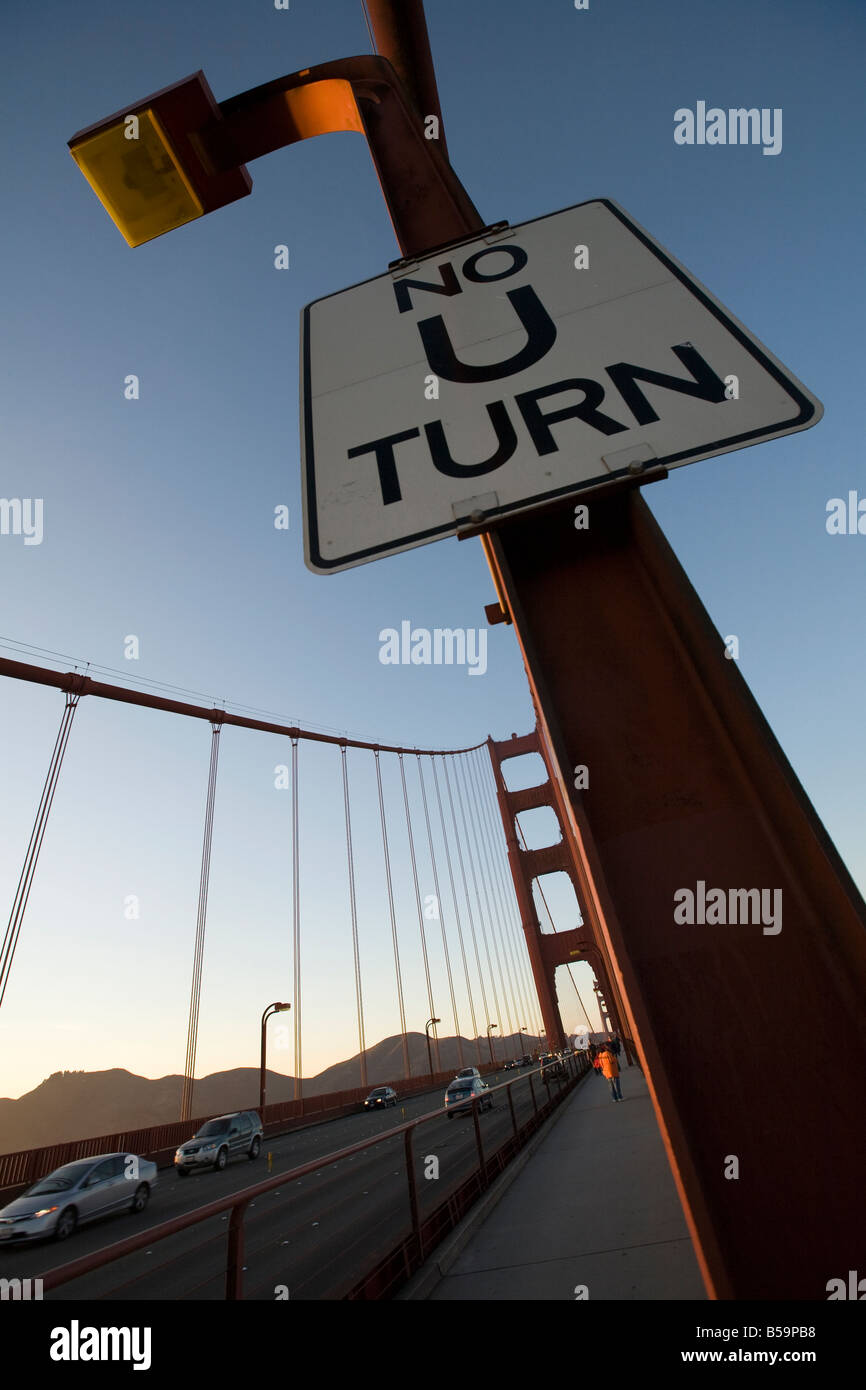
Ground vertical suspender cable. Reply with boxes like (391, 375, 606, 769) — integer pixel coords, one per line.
(0, 690, 81, 1010)
(469, 750, 539, 1045)
(467, 745, 522, 1045)
(375, 750, 410, 1079)
(477, 747, 545, 1042)
(181, 720, 222, 1121)
(399, 752, 439, 1071)
(456, 753, 513, 1046)
(458, 761, 511, 1045)
(416, 753, 463, 1066)
(432, 755, 479, 1061)
(341, 745, 367, 1089)
(443, 756, 491, 1064)
(291, 736, 302, 1101)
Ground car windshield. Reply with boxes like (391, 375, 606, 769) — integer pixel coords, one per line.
(195, 1119, 230, 1138)
(369, 1089, 388, 1097)
(26, 1160, 96, 1195)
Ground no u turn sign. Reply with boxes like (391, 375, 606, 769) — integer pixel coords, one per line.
(301, 198, 822, 573)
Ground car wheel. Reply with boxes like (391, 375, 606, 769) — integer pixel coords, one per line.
(55, 1207, 77, 1241)
(447, 1112, 453, 1120)
(130, 1183, 149, 1214)
(214, 1148, 228, 1172)
(177, 1167, 190, 1177)
(248, 1137, 261, 1160)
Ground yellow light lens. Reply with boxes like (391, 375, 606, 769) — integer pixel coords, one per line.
(70, 108, 203, 247)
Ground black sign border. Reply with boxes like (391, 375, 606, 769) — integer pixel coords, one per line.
(302, 197, 819, 573)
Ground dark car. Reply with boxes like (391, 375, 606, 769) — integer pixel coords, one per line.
(174, 1111, 263, 1175)
(363, 1087, 397, 1110)
(444, 1077, 494, 1118)
(539, 1053, 565, 1082)
(519, 1054, 533, 1067)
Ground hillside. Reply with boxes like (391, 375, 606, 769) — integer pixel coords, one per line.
(0, 1031, 539, 1153)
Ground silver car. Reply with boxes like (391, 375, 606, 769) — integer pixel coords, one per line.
(0, 1153, 157, 1244)
(175, 1110, 263, 1175)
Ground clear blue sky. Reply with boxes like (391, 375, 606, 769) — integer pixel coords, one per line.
(1, 0, 863, 1105)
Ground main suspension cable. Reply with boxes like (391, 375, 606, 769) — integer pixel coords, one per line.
(0, 690, 81, 1010)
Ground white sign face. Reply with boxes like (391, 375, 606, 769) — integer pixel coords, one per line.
(301, 198, 822, 573)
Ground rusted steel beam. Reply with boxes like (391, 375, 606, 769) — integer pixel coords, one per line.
(487, 488, 866, 1299)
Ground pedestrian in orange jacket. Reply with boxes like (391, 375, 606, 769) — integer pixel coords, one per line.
(598, 1044, 623, 1102)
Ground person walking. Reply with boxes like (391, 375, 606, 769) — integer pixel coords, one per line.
(598, 1043, 623, 1102)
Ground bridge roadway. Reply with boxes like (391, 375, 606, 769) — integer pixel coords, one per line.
(3, 1066, 555, 1300)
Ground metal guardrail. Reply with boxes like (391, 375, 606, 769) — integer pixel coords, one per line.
(0, 1061, 500, 1198)
(36, 1052, 590, 1300)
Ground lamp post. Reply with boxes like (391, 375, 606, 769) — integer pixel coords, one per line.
(424, 1017, 440, 1081)
(486, 1022, 498, 1066)
(260, 1002, 291, 1117)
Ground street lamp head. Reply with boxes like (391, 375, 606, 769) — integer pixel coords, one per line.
(68, 72, 251, 247)
(275, 1002, 291, 1011)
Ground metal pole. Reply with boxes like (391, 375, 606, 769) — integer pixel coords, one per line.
(403, 1124, 423, 1264)
(225, 1202, 248, 1300)
(260, 1006, 269, 1115)
(506, 1081, 518, 1140)
(471, 1100, 486, 1190)
(366, 0, 866, 1300)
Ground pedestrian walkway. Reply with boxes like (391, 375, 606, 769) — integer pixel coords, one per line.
(417, 1060, 706, 1300)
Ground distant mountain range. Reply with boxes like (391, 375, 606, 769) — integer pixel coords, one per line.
(0, 1031, 541, 1153)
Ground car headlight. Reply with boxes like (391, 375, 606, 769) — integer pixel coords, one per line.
(34, 1207, 59, 1219)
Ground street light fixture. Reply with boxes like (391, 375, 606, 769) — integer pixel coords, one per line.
(68, 73, 252, 247)
(425, 1017, 440, 1081)
(67, 57, 480, 254)
(486, 1022, 498, 1066)
(260, 1002, 291, 1117)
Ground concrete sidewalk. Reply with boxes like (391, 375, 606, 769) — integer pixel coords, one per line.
(411, 1061, 706, 1300)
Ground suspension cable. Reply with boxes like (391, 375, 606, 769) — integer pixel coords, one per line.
(398, 752, 439, 1069)
(451, 754, 503, 1056)
(468, 746, 528, 1046)
(474, 745, 543, 1042)
(455, 753, 512, 1046)
(441, 756, 487, 1065)
(0, 690, 81, 1010)
(415, 753, 462, 1066)
(477, 748, 545, 1041)
(375, 750, 410, 1079)
(181, 721, 222, 1120)
(432, 755, 479, 1059)
(340, 746, 367, 1089)
(291, 736, 302, 1101)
